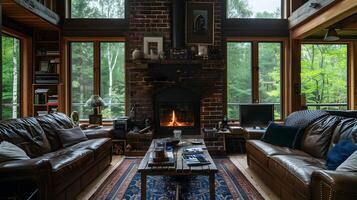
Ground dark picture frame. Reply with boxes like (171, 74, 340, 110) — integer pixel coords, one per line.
(186, 2, 214, 44)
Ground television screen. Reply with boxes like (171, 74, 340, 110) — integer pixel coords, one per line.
(239, 104, 274, 128)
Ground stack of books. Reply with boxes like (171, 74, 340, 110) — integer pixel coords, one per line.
(148, 150, 175, 167)
(47, 95, 58, 106)
(34, 89, 49, 104)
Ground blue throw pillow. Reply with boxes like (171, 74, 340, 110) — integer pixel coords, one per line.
(326, 140, 357, 170)
(261, 122, 301, 148)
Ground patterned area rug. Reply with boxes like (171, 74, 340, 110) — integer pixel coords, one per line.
(90, 158, 264, 200)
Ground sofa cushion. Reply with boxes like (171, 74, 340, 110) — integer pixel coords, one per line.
(56, 126, 88, 148)
(326, 140, 357, 170)
(262, 122, 301, 148)
(246, 140, 310, 167)
(0, 141, 30, 162)
(336, 151, 357, 172)
(269, 155, 326, 197)
(36, 113, 74, 151)
(41, 148, 94, 186)
(68, 138, 112, 159)
(301, 115, 343, 159)
(0, 117, 51, 158)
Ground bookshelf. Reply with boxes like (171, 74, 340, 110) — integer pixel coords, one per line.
(32, 30, 62, 116)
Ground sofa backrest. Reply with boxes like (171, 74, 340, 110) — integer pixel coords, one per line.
(301, 115, 343, 159)
(330, 118, 357, 146)
(0, 117, 51, 158)
(36, 112, 74, 151)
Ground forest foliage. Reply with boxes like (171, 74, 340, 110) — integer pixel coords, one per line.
(1, 35, 20, 120)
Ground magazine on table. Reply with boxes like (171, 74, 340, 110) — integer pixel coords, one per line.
(183, 154, 211, 166)
(183, 147, 204, 155)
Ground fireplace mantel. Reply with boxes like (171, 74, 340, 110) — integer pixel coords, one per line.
(127, 59, 224, 69)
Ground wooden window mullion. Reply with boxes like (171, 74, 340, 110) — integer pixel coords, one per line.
(94, 41, 100, 95)
(252, 42, 259, 103)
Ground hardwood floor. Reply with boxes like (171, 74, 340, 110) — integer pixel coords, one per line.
(77, 154, 279, 200)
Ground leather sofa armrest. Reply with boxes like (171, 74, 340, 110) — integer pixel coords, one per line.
(311, 170, 357, 200)
(0, 158, 51, 178)
(0, 158, 52, 200)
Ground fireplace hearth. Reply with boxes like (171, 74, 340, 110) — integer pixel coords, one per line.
(154, 87, 200, 137)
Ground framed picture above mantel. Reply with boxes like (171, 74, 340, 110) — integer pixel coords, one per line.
(186, 2, 214, 45)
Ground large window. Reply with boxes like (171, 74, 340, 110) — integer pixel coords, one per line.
(100, 42, 126, 119)
(71, 0, 125, 19)
(71, 42, 94, 120)
(1, 35, 21, 120)
(301, 44, 348, 110)
(227, 0, 282, 19)
(227, 41, 282, 120)
(227, 42, 252, 119)
(70, 41, 125, 120)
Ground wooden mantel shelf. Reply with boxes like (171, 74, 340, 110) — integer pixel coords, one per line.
(2, 0, 60, 30)
(127, 59, 224, 69)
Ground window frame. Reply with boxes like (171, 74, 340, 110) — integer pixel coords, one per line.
(64, 37, 126, 123)
(225, 0, 285, 19)
(67, 0, 128, 19)
(226, 37, 288, 121)
(300, 41, 352, 110)
(1, 28, 31, 119)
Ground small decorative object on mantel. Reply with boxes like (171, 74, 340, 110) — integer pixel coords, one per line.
(143, 37, 163, 59)
(132, 48, 144, 60)
(186, 2, 214, 44)
(169, 48, 188, 60)
(198, 45, 208, 59)
(85, 95, 106, 126)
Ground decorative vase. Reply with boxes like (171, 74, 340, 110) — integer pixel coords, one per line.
(132, 48, 143, 60)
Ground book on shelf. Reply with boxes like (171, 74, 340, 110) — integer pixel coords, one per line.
(47, 102, 59, 106)
(35, 88, 49, 94)
(37, 111, 48, 116)
(34, 74, 59, 84)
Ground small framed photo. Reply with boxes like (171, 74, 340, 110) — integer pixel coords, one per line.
(39, 61, 49, 72)
(186, 2, 214, 44)
(143, 37, 163, 59)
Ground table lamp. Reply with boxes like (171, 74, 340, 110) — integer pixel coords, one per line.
(85, 95, 106, 125)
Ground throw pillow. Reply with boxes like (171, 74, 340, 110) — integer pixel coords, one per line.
(336, 151, 357, 172)
(56, 126, 88, 148)
(261, 122, 301, 148)
(0, 141, 30, 163)
(326, 140, 357, 170)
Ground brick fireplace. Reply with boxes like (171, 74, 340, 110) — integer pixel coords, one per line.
(127, 0, 225, 153)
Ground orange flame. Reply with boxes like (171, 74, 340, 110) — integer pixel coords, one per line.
(161, 110, 194, 127)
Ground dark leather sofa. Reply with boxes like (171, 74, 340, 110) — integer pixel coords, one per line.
(246, 110, 357, 200)
(0, 113, 112, 200)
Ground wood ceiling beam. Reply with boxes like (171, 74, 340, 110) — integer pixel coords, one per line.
(291, 0, 357, 39)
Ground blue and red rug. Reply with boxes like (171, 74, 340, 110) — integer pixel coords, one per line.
(90, 158, 264, 200)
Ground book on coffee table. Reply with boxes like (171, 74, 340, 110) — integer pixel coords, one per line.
(148, 151, 175, 167)
(183, 154, 211, 166)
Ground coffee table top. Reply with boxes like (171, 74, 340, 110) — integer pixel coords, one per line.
(138, 139, 217, 175)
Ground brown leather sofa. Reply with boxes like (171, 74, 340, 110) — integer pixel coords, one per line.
(0, 113, 112, 200)
(246, 110, 357, 200)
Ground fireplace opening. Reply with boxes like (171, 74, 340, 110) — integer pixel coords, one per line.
(154, 87, 200, 137)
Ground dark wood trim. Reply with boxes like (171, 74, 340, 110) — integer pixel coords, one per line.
(252, 42, 259, 103)
(223, 19, 289, 37)
(289, 0, 336, 29)
(353, 42, 357, 109)
(2, 16, 33, 36)
(62, 19, 129, 37)
(290, 0, 357, 39)
(0, 4, 2, 119)
(289, 38, 301, 112)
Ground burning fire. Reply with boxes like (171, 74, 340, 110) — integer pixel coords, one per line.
(161, 110, 194, 127)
